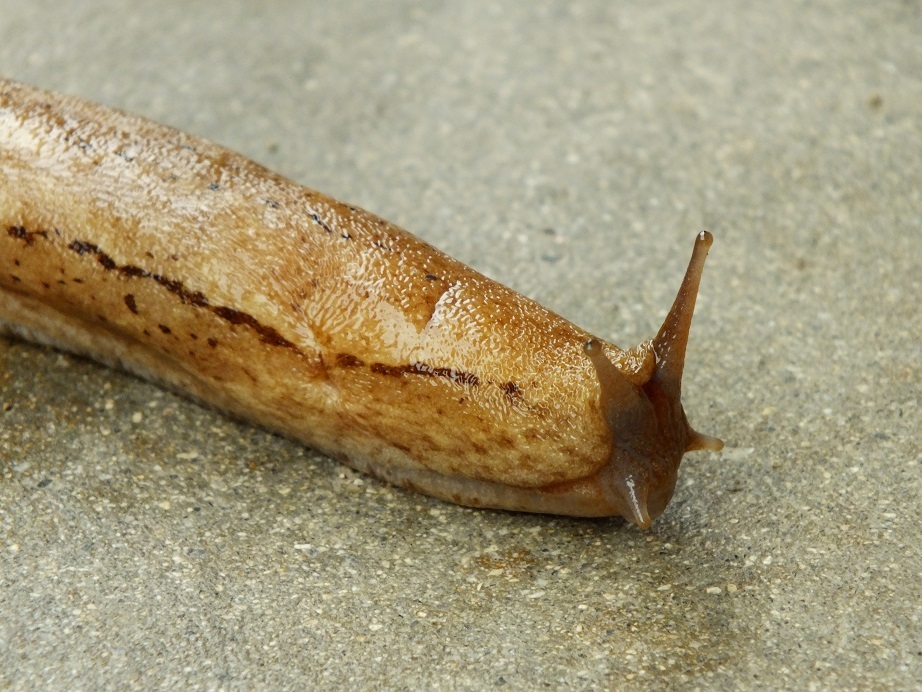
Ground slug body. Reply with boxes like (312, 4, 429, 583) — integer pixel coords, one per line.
(0, 79, 721, 528)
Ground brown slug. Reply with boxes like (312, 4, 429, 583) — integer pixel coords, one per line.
(0, 78, 722, 529)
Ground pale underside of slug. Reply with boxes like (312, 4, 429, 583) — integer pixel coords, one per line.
(0, 78, 721, 528)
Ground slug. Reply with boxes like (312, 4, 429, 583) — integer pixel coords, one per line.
(0, 78, 722, 529)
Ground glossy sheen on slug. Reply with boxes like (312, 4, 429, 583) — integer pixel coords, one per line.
(0, 79, 722, 528)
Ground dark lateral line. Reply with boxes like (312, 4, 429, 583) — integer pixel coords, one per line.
(336, 353, 364, 368)
(337, 353, 531, 410)
(335, 351, 532, 404)
(9, 225, 524, 404)
(501, 380, 525, 405)
(68, 239, 209, 306)
(371, 360, 481, 387)
(64, 239, 297, 349)
(5, 226, 297, 351)
(7, 226, 48, 245)
(337, 351, 481, 387)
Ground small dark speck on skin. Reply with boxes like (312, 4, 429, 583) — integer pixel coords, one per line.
(124, 294, 138, 314)
(158, 324, 171, 334)
(425, 273, 439, 281)
(500, 381, 527, 408)
(336, 353, 364, 367)
(497, 434, 516, 449)
(371, 362, 402, 377)
(311, 213, 333, 234)
(207, 338, 218, 348)
(7, 225, 49, 245)
(67, 240, 99, 255)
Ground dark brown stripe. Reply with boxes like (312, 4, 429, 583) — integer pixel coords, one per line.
(336, 353, 364, 367)
(8, 226, 299, 352)
(370, 361, 480, 387)
(67, 238, 296, 349)
(501, 381, 525, 407)
(7, 226, 49, 245)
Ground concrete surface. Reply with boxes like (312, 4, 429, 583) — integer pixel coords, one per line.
(1, 1, 919, 689)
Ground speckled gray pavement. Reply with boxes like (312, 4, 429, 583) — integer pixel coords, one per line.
(1, 2, 919, 689)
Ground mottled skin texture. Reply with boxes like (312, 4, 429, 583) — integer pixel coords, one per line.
(0, 79, 720, 527)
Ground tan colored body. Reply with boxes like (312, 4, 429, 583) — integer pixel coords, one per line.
(0, 79, 720, 527)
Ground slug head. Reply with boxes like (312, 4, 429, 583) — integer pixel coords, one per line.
(586, 231, 722, 529)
